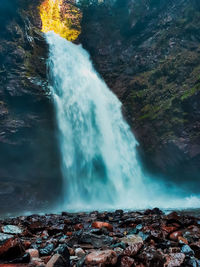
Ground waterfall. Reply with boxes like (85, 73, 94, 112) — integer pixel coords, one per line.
(46, 32, 200, 211)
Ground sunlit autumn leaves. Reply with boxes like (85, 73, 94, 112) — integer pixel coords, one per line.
(39, 0, 82, 41)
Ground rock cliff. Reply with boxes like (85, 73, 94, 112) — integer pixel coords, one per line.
(0, 0, 62, 214)
(80, 0, 200, 191)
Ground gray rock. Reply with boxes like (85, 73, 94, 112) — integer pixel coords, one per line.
(2, 225, 23, 235)
(181, 245, 194, 256)
(39, 243, 54, 256)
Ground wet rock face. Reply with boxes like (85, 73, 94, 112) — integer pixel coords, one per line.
(80, 0, 200, 188)
(0, 209, 199, 266)
(0, 0, 62, 214)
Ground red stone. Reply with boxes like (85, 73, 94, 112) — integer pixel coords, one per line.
(178, 236, 188, 244)
(169, 231, 182, 241)
(74, 223, 84, 231)
(162, 226, 178, 233)
(23, 241, 31, 249)
(0, 236, 17, 256)
(92, 221, 113, 231)
(167, 212, 180, 221)
(66, 232, 72, 236)
(0, 235, 24, 260)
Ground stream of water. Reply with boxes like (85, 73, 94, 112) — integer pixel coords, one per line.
(46, 32, 200, 211)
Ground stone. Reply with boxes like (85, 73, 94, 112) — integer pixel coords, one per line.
(85, 250, 117, 266)
(28, 222, 45, 232)
(164, 253, 185, 267)
(120, 234, 143, 246)
(123, 242, 143, 256)
(31, 257, 46, 266)
(178, 236, 188, 244)
(121, 256, 135, 267)
(169, 231, 182, 241)
(152, 208, 164, 215)
(39, 243, 54, 256)
(1, 225, 23, 235)
(136, 224, 143, 230)
(92, 221, 113, 231)
(26, 248, 39, 258)
(23, 241, 31, 249)
(70, 255, 79, 261)
(138, 247, 165, 266)
(75, 248, 85, 257)
(48, 224, 65, 235)
(191, 241, 200, 259)
(68, 232, 113, 248)
(68, 247, 75, 256)
(144, 208, 163, 215)
(74, 224, 84, 231)
(54, 244, 70, 265)
(114, 247, 124, 255)
(115, 210, 123, 216)
(181, 244, 194, 256)
(111, 242, 126, 249)
(169, 247, 181, 253)
(162, 226, 178, 234)
(167, 212, 181, 223)
(0, 233, 14, 249)
(138, 231, 150, 241)
(46, 254, 68, 267)
(0, 234, 24, 260)
(184, 257, 200, 267)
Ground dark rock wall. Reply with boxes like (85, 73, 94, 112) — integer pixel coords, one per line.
(0, 0, 62, 214)
(80, 0, 200, 191)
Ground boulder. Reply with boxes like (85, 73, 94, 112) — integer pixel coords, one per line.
(1, 225, 23, 235)
(68, 231, 113, 248)
(0, 234, 24, 260)
(92, 221, 113, 232)
(120, 234, 143, 246)
(85, 250, 117, 266)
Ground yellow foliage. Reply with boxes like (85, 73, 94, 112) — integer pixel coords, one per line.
(39, 0, 82, 41)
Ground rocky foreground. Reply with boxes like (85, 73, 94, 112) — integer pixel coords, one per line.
(0, 209, 200, 266)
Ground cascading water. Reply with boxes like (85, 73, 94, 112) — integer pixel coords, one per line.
(46, 32, 200, 211)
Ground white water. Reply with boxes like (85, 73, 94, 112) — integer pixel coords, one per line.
(46, 32, 200, 211)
